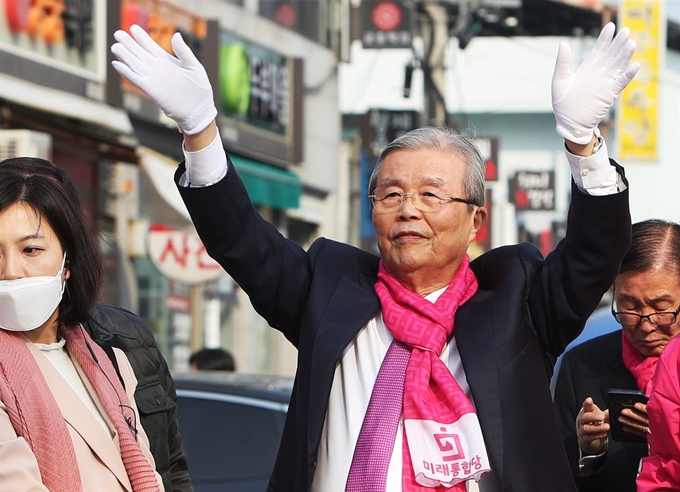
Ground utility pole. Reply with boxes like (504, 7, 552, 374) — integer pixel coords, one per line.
(420, 2, 449, 127)
(417, 0, 482, 128)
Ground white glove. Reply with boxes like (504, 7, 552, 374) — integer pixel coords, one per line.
(111, 24, 217, 135)
(552, 22, 640, 145)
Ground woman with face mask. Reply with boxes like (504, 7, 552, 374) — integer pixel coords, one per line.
(0, 157, 163, 492)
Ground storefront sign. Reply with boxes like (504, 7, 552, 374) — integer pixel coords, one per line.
(147, 223, 223, 285)
(361, 0, 413, 49)
(360, 109, 418, 159)
(220, 35, 289, 134)
(218, 30, 303, 163)
(509, 171, 555, 211)
(0, 0, 104, 80)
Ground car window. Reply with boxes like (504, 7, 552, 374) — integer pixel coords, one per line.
(177, 394, 287, 483)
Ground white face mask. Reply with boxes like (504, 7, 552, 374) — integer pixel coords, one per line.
(0, 254, 67, 332)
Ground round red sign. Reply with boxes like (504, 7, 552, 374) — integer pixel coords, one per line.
(371, 1, 402, 31)
(274, 3, 298, 28)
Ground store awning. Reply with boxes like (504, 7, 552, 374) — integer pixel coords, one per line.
(139, 147, 302, 218)
(138, 146, 191, 223)
(0, 72, 135, 137)
(231, 155, 302, 210)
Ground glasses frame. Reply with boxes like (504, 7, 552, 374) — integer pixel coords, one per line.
(611, 298, 680, 328)
(368, 191, 479, 213)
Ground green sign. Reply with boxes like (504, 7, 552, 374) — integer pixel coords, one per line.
(219, 31, 290, 135)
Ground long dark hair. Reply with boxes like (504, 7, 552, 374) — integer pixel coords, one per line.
(0, 157, 103, 324)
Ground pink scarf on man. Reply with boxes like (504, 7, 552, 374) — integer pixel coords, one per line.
(622, 331, 658, 395)
(375, 255, 491, 490)
(0, 326, 159, 492)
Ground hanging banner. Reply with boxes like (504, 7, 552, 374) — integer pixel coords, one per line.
(617, 0, 664, 161)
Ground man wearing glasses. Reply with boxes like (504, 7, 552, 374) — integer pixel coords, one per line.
(553, 219, 680, 492)
(113, 21, 636, 492)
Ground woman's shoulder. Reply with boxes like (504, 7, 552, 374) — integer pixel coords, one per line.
(110, 347, 136, 382)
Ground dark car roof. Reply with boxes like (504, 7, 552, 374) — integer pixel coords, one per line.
(172, 372, 293, 404)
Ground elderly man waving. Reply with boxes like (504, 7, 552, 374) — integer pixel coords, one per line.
(112, 22, 637, 492)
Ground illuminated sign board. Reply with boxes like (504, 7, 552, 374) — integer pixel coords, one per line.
(218, 30, 303, 164)
(0, 0, 105, 82)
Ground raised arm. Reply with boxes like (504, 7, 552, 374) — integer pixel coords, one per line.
(528, 23, 637, 356)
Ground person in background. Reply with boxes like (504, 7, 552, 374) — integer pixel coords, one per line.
(634, 227, 680, 490)
(0, 158, 193, 492)
(189, 348, 236, 372)
(0, 157, 163, 491)
(111, 22, 636, 492)
(552, 219, 680, 492)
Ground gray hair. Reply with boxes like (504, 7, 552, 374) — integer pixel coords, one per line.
(620, 219, 680, 276)
(368, 127, 486, 212)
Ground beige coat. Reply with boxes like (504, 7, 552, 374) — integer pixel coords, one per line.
(0, 336, 164, 491)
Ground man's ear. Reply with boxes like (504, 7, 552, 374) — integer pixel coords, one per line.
(471, 206, 488, 235)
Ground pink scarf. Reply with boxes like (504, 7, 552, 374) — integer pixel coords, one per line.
(622, 331, 658, 395)
(375, 255, 491, 490)
(0, 326, 160, 492)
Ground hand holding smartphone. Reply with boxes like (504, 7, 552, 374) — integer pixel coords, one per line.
(607, 388, 649, 443)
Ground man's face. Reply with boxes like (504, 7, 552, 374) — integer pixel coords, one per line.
(372, 147, 486, 291)
(614, 269, 680, 358)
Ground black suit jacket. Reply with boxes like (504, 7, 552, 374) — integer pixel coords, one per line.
(553, 330, 647, 492)
(176, 154, 631, 492)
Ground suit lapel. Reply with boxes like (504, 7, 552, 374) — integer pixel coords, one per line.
(26, 341, 132, 491)
(307, 275, 380, 459)
(453, 289, 505, 483)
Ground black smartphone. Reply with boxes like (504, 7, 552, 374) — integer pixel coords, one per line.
(607, 388, 649, 443)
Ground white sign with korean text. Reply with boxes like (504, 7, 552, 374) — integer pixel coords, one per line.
(147, 224, 223, 285)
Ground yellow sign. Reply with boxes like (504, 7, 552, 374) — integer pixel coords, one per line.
(617, 0, 663, 161)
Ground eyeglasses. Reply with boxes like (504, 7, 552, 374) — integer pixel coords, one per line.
(368, 191, 478, 213)
(611, 300, 680, 328)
